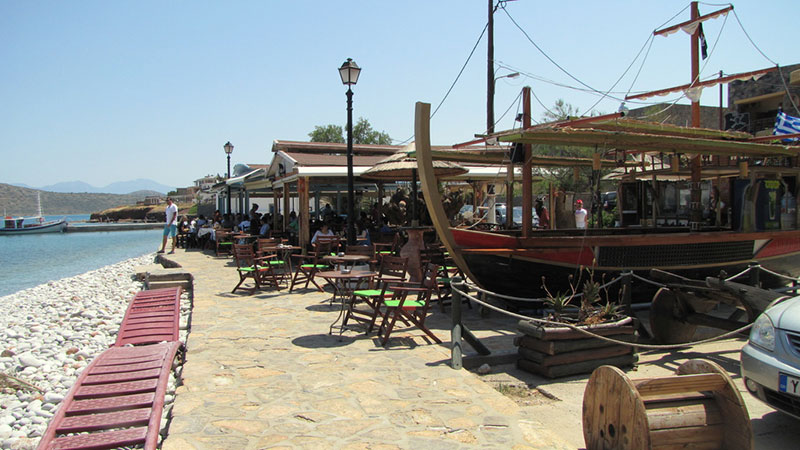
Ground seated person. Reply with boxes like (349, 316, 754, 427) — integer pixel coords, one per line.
(238, 217, 251, 233)
(259, 220, 270, 237)
(311, 222, 335, 246)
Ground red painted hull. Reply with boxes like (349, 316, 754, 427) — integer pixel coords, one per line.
(451, 227, 800, 303)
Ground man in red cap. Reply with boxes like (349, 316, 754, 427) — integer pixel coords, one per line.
(575, 199, 588, 229)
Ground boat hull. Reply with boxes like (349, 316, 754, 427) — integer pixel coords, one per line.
(0, 220, 67, 235)
(452, 227, 800, 305)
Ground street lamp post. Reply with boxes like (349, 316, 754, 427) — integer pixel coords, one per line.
(339, 58, 361, 246)
(224, 141, 234, 215)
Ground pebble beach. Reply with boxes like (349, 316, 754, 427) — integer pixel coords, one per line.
(0, 253, 184, 450)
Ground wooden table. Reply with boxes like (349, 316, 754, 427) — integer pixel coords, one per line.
(317, 270, 377, 335)
(260, 244, 302, 284)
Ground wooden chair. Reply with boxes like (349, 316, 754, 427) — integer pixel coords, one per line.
(289, 240, 335, 292)
(344, 254, 408, 332)
(374, 232, 402, 258)
(345, 244, 377, 270)
(215, 230, 234, 257)
(376, 263, 442, 346)
(256, 238, 290, 284)
(314, 235, 341, 254)
(232, 244, 281, 294)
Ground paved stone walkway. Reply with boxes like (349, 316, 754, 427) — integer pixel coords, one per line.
(160, 249, 573, 449)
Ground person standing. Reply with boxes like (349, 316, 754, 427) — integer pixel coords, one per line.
(158, 197, 179, 254)
(535, 198, 550, 229)
(574, 199, 588, 229)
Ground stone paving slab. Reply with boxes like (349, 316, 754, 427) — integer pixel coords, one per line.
(160, 249, 573, 449)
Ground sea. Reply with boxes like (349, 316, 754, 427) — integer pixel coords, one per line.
(0, 214, 162, 297)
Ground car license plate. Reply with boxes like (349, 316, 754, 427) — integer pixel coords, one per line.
(779, 373, 800, 397)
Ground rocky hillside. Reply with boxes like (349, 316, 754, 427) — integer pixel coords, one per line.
(0, 183, 162, 215)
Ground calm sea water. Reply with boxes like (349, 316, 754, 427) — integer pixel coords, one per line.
(0, 215, 162, 297)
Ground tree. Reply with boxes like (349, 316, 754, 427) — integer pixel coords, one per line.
(308, 118, 391, 144)
(308, 124, 345, 143)
(353, 118, 392, 144)
(536, 99, 609, 193)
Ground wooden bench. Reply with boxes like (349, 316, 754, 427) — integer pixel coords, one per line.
(36, 342, 182, 450)
(114, 287, 182, 347)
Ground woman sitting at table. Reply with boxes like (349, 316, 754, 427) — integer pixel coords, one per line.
(311, 222, 335, 246)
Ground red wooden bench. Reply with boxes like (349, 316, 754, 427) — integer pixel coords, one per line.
(114, 287, 182, 347)
(36, 342, 182, 450)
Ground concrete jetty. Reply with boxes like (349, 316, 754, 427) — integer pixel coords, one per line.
(66, 222, 162, 232)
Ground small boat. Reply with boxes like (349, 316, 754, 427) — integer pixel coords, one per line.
(1, 193, 67, 235)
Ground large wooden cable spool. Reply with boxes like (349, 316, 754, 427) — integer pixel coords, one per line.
(582, 359, 752, 450)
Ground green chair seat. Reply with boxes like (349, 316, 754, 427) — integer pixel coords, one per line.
(301, 264, 329, 269)
(384, 299, 425, 309)
(353, 289, 393, 297)
(218, 241, 233, 246)
(437, 277, 453, 283)
(377, 251, 392, 254)
(267, 260, 286, 265)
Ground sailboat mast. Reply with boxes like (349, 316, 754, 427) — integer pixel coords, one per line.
(689, 1, 703, 227)
(690, 1, 700, 127)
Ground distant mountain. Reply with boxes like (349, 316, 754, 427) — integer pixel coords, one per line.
(0, 183, 164, 215)
(32, 179, 174, 195)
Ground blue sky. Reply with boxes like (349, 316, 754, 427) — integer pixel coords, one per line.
(1, 1, 796, 190)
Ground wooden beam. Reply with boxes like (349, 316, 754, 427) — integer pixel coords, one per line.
(415, 102, 482, 287)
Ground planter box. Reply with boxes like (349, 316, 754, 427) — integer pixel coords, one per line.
(516, 316, 638, 378)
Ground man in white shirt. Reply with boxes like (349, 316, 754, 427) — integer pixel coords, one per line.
(158, 197, 179, 254)
(574, 199, 588, 229)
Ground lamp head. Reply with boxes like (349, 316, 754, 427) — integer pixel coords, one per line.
(339, 58, 361, 86)
(224, 141, 234, 155)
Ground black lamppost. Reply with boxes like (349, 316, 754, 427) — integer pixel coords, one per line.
(223, 141, 234, 215)
(339, 58, 361, 246)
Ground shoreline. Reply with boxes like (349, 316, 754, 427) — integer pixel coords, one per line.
(0, 253, 160, 447)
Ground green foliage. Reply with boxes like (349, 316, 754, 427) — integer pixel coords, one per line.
(542, 98, 581, 122)
(353, 118, 392, 144)
(186, 203, 198, 215)
(308, 117, 391, 144)
(308, 124, 345, 143)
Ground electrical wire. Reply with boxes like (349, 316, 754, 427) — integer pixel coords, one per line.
(393, 21, 490, 146)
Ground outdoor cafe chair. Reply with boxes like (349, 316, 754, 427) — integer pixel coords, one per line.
(232, 244, 281, 294)
(376, 263, 442, 346)
(344, 254, 408, 332)
(257, 238, 290, 283)
(345, 243, 377, 270)
(215, 230, 234, 257)
(289, 239, 335, 292)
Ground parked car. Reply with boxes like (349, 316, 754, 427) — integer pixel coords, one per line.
(601, 191, 617, 211)
(740, 297, 800, 419)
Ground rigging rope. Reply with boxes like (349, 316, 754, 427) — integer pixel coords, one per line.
(452, 281, 761, 350)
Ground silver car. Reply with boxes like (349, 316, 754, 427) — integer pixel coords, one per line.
(740, 297, 800, 419)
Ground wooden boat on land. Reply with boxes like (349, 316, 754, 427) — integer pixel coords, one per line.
(416, 3, 800, 307)
(415, 98, 800, 305)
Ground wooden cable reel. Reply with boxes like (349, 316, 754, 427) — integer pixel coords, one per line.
(582, 359, 751, 449)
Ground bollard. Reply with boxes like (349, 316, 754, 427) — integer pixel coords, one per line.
(451, 277, 463, 370)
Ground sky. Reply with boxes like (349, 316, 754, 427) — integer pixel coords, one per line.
(1, 0, 797, 190)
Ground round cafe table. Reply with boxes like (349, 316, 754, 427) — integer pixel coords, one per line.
(321, 254, 370, 271)
(317, 269, 377, 335)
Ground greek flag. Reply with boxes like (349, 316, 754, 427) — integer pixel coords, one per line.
(774, 111, 800, 142)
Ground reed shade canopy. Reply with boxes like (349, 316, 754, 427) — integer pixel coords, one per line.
(361, 144, 468, 225)
(360, 144, 468, 181)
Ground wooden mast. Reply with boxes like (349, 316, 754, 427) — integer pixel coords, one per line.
(689, 1, 703, 228)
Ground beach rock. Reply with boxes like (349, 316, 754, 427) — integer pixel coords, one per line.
(43, 393, 64, 404)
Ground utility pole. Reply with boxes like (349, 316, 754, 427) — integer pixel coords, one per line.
(486, 0, 495, 135)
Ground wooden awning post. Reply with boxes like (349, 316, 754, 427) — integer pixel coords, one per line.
(283, 184, 291, 231)
(298, 177, 310, 249)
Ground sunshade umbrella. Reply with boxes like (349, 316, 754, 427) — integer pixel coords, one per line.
(361, 143, 468, 225)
